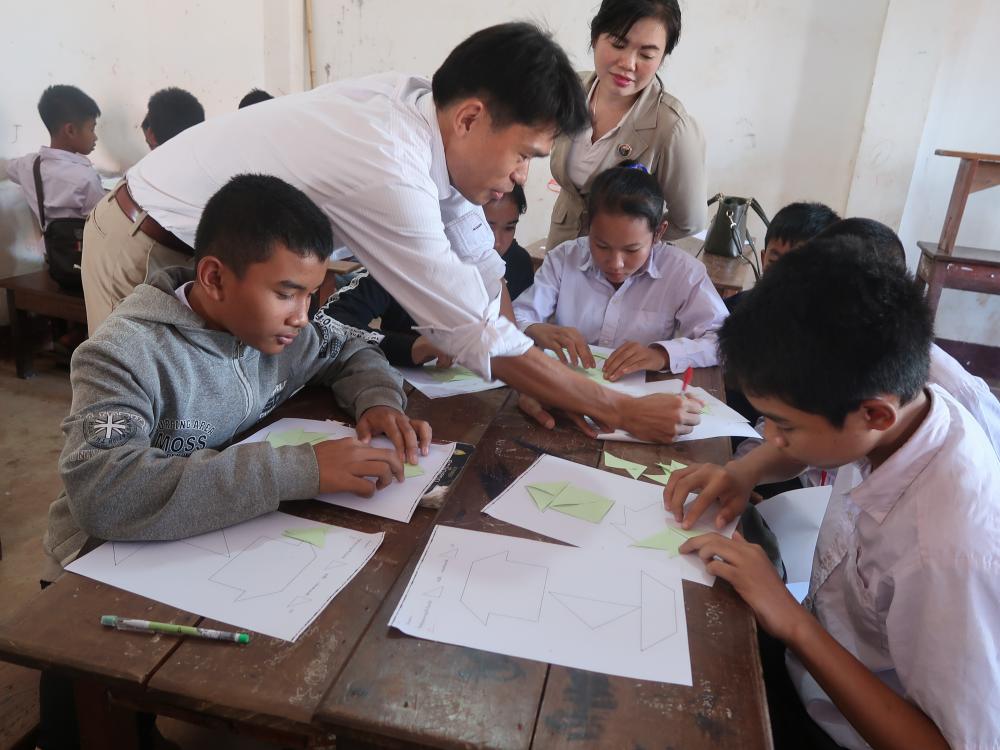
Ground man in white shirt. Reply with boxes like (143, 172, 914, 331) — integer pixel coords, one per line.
(665, 238, 1000, 750)
(81, 23, 702, 443)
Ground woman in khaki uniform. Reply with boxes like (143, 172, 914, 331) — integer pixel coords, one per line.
(547, 0, 707, 249)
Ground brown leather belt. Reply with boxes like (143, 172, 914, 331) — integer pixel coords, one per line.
(113, 181, 194, 256)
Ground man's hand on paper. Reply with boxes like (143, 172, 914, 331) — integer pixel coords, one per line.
(525, 323, 596, 369)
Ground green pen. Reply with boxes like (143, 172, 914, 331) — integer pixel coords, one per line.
(101, 615, 250, 644)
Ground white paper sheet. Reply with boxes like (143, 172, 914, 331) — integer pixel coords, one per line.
(598, 415, 762, 444)
(240, 418, 456, 522)
(482, 453, 738, 586)
(67, 511, 382, 642)
(389, 525, 692, 685)
(399, 363, 507, 399)
(756, 485, 833, 585)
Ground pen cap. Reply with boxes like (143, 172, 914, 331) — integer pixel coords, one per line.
(101, 615, 118, 627)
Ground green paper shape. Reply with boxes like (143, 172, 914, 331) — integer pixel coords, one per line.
(404, 464, 425, 478)
(268, 428, 331, 448)
(549, 486, 607, 508)
(602, 450, 647, 479)
(283, 527, 328, 548)
(644, 473, 672, 485)
(630, 527, 690, 557)
(428, 365, 480, 383)
(552, 496, 615, 523)
(526, 481, 569, 510)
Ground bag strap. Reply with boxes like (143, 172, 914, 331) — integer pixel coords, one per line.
(32, 155, 47, 230)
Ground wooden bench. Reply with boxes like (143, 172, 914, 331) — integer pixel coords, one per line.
(0, 270, 86, 379)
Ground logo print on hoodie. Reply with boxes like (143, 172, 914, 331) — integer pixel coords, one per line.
(84, 411, 138, 449)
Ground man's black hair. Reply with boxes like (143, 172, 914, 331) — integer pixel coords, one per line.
(37, 85, 100, 134)
(764, 202, 840, 248)
(816, 217, 907, 271)
(590, 0, 683, 56)
(238, 88, 274, 109)
(195, 174, 334, 277)
(587, 160, 665, 232)
(141, 87, 205, 144)
(509, 184, 527, 215)
(719, 235, 932, 427)
(432, 23, 588, 137)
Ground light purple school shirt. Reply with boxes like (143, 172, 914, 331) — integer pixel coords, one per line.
(928, 344, 1000, 457)
(512, 237, 727, 373)
(789, 386, 1000, 749)
(6, 146, 105, 228)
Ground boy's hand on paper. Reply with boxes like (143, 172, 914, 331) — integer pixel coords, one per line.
(314, 437, 404, 496)
(356, 406, 432, 465)
(618, 393, 701, 443)
(603, 342, 668, 380)
(681, 531, 806, 641)
(525, 324, 596, 369)
(664, 462, 754, 529)
(412, 336, 453, 368)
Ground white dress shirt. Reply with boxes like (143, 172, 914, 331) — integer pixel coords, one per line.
(787, 386, 1000, 749)
(513, 237, 727, 372)
(7, 146, 105, 228)
(126, 73, 530, 378)
(929, 343, 1000, 457)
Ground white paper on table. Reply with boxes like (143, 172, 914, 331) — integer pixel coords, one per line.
(598, 416, 762, 444)
(399, 363, 507, 399)
(239, 418, 455, 522)
(389, 525, 692, 686)
(67, 511, 382, 642)
(756, 485, 833, 585)
(543, 345, 647, 394)
(482, 453, 738, 586)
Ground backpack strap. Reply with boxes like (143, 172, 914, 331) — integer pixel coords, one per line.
(32, 155, 47, 230)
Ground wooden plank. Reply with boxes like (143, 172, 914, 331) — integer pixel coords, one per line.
(934, 149, 1000, 162)
(918, 241, 1000, 266)
(0, 661, 39, 750)
(0, 577, 198, 688)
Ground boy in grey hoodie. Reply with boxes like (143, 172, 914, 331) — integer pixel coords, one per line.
(42, 174, 431, 582)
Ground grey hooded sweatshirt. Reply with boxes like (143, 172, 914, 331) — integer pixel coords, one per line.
(43, 267, 406, 576)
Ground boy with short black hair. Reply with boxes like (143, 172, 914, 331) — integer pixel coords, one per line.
(6, 84, 105, 229)
(43, 174, 429, 580)
(666, 237, 1000, 750)
(141, 87, 205, 149)
(238, 88, 274, 108)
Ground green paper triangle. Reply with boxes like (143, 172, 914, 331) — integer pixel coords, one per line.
(552, 496, 615, 523)
(603, 451, 647, 479)
(644, 473, 672, 485)
(283, 527, 328, 548)
(630, 527, 689, 557)
(404, 464, 425, 478)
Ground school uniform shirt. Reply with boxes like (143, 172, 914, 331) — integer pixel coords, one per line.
(6, 146, 105, 228)
(929, 343, 1000, 457)
(787, 386, 1000, 750)
(513, 237, 727, 373)
(125, 73, 532, 379)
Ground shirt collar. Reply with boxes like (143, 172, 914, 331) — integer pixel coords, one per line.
(416, 91, 452, 200)
(39, 145, 92, 165)
(844, 386, 949, 524)
(577, 240, 662, 281)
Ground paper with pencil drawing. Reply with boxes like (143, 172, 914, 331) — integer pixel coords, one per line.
(483, 453, 738, 586)
(389, 524, 692, 685)
(240, 418, 455, 523)
(399, 362, 506, 399)
(67, 511, 382, 642)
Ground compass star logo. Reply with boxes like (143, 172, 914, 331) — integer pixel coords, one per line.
(84, 411, 137, 449)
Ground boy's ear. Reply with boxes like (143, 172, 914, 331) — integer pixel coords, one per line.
(653, 219, 669, 243)
(858, 398, 898, 432)
(195, 256, 228, 301)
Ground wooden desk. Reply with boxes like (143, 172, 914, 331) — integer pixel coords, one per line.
(0, 371, 771, 749)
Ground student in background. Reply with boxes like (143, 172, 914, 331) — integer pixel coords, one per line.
(238, 88, 274, 108)
(667, 238, 1000, 750)
(319, 185, 536, 368)
(6, 84, 105, 230)
(141, 87, 205, 149)
(515, 162, 727, 385)
(547, 0, 707, 248)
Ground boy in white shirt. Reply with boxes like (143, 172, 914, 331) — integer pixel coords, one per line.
(665, 237, 1000, 750)
(513, 163, 727, 380)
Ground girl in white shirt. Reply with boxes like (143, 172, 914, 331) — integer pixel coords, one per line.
(514, 162, 727, 381)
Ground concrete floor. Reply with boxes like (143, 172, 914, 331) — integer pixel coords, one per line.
(0, 353, 281, 750)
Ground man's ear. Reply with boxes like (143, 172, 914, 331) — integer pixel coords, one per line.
(653, 218, 669, 243)
(449, 98, 488, 138)
(858, 398, 898, 432)
(195, 256, 228, 302)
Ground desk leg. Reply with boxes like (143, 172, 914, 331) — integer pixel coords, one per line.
(925, 264, 946, 318)
(73, 677, 141, 750)
(6, 290, 35, 379)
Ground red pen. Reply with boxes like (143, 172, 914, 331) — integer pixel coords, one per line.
(820, 470, 827, 486)
(681, 366, 694, 394)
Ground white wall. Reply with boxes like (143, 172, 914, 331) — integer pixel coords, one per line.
(896, 0, 1000, 346)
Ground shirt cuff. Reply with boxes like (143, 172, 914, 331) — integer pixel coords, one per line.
(654, 335, 721, 374)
